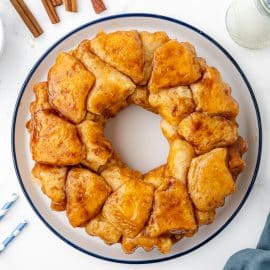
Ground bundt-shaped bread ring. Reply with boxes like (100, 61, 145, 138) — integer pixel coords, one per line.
(27, 30, 247, 255)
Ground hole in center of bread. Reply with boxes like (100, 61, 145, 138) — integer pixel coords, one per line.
(105, 105, 169, 173)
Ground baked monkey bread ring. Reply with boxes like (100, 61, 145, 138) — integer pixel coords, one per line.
(27, 30, 248, 254)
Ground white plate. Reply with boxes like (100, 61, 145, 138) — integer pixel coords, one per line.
(11, 14, 262, 264)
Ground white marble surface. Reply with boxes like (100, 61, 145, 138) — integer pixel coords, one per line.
(0, 0, 269, 269)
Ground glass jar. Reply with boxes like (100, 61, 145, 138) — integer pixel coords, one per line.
(226, 0, 270, 49)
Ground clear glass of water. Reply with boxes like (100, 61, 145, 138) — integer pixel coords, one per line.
(226, 0, 270, 49)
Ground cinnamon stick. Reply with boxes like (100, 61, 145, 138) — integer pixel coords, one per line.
(10, 0, 43, 38)
(91, 0, 106, 14)
(64, 0, 77, 12)
(51, 0, 63, 6)
(41, 0, 60, 24)
(64, 0, 70, 11)
(71, 0, 77, 12)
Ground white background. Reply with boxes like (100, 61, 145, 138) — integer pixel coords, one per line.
(0, 0, 269, 269)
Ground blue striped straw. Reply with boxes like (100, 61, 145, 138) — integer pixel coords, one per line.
(0, 193, 18, 221)
(0, 220, 27, 253)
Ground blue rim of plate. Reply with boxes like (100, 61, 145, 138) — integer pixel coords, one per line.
(11, 13, 262, 264)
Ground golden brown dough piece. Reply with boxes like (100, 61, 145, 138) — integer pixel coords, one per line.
(178, 112, 238, 154)
(77, 120, 112, 172)
(66, 167, 111, 227)
(90, 31, 144, 84)
(195, 210, 216, 226)
(85, 112, 106, 127)
(75, 40, 136, 117)
(98, 152, 123, 171)
(139, 31, 169, 85)
(149, 40, 202, 93)
(128, 86, 157, 113)
(146, 178, 197, 238)
(103, 100, 129, 118)
(122, 230, 172, 254)
(100, 153, 142, 191)
(190, 66, 239, 118)
(29, 111, 85, 166)
(172, 234, 183, 241)
(160, 119, 179, 142)
(149, 86, 195, 126)
(144, 165, 166, 188)
(85, 214, 121, 244)
(197, 57, 208, 72)
(30, 82, 52, 114)
(166, 139, 195, 184)
(188, 148, 236, 211)
(228, 136, 248, 179)
(48, 52, 95, 123)
(32, 163, 67, 211)
(102, 179, 155, 238)
(27, 82, 51, 133)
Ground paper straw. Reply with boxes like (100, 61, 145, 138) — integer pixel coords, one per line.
(0, 220, 27, 253)
(0, 193, 18, 221)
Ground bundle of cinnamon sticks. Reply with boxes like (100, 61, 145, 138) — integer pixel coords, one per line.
(10, 0, 107, 38)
